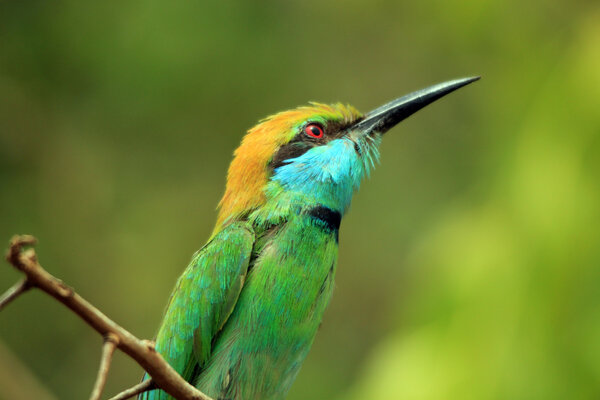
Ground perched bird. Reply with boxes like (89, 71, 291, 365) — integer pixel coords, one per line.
(141, 77, 479, 400)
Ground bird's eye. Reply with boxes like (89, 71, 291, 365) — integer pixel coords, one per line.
(304, 124, 324, 139)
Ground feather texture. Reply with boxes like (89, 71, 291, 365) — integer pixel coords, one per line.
(143, 102, 380, 400)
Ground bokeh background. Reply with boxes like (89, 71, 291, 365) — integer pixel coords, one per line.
(1, 0, 599, 399)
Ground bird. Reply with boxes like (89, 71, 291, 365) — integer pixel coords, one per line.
(140, 77, 479, 400)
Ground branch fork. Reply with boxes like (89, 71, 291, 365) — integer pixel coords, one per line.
(1, 235, 213, 400)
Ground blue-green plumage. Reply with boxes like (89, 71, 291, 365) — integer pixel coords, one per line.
(195, 210, 339, 399)
(141, 78, 478, 400)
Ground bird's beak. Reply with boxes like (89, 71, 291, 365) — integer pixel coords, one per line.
(352, 76, 480, 136)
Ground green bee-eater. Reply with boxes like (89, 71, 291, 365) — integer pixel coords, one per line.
(141, 77, 478, 400)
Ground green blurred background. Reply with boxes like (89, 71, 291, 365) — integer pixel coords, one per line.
(1, 0, 599, 399)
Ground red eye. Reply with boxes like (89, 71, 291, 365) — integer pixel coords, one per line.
(304, 124, 324, 139)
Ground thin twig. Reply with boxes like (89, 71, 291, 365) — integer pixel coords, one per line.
(0, 278, 31, 311)
(3, 235, 213, 400)
(108, 379, 156, 400)
(89, 333, 119, 400)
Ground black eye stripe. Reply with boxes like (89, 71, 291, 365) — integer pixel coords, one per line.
(269, 142, 312, 170)
(268, 119, 361, 172)
(303, 120, 357, 139)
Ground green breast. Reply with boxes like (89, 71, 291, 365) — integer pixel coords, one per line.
(195, 208, 340, 400)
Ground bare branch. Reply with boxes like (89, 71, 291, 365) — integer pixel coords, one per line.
(0, 278, 31, 311)
(3, 235, 213, 400)
(89, 333, 119, 400)
(108, 379, 156, 400)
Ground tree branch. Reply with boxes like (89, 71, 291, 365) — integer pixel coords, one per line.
(2, 235, 213, 400)
(90, 333, 119, 400)
(108, 379, 156, 400)
(0, 278, 31, 311)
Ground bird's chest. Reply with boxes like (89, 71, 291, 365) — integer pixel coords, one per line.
(244, 208, 340, 332)
(198, 209, 341, 400)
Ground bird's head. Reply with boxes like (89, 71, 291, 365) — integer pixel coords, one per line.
(215, 77, 478, 231)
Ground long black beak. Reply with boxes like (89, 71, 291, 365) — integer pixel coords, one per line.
(353, 76, 480, 135)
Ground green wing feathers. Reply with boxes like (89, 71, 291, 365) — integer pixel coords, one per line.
(142, 221, 255, 399)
